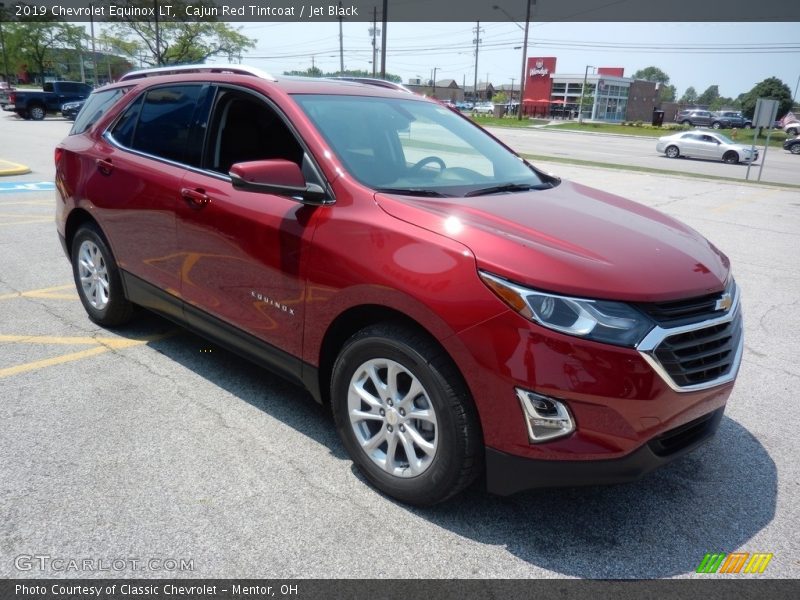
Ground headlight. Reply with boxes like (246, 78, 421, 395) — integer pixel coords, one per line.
(479, 271, 654, 347)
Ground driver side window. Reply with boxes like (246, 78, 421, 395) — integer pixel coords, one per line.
(206, 90, 304, 175)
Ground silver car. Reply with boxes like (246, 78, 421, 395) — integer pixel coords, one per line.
(656, 130, 758, 164)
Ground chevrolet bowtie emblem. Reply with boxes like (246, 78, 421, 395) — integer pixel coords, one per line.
(715, 292, 733, 312)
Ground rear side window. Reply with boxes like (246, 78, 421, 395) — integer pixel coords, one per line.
(70, 88, 129, 135)
(110, 84, 212, 166)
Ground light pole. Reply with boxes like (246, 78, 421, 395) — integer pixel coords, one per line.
(494, 1, 534, 121)
(578, 65, 595, 124)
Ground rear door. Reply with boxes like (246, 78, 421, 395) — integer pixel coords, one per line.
(92, 83, 213, 316)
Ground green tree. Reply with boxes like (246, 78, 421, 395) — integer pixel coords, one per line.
(101, 0, 255, 66)
(659, 84, 676, 103)
(739, 77, 793, 120)
(696, 85, 720, 107)
(679, 86, 698, 105)
(4, 21, 86, 82)
(632, 66, 671, 85)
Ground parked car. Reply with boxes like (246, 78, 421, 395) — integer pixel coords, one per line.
(9, 80, 92, 120)
(714, 111, 752, 129)
(0, 81, 13, 110)
(472, 102, 494, 114)
(656, 130, 758, 164)
(783, 135, 800, 154)
(675, 109, 715, 127)
(61, 99, 85, 120)
(784, 121, 800, 136)
(56, 64, 742, 505)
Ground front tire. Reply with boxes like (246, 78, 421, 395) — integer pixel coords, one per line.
(331, 323, 482, 505)
(722, 151, 739, 164)
(665, 145, 680, 159)
(711, 121, 722, 129)
(790, 144, 800, 155)
(71, 223, 135, 326)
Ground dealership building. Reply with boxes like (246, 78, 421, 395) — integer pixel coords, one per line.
(522, 57, 659, 122)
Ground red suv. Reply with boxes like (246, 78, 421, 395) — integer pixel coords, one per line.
(56, 65, 742, 505)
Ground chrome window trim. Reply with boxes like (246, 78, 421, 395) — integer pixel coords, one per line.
(637, 282, 743, 393)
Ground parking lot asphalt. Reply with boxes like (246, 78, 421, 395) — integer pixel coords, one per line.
(1, 115, 799, 579)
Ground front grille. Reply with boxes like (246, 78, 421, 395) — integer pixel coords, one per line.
(653, 311, 743, 387)
(638, 280, 734, 326)
(648, 408, 723, 457)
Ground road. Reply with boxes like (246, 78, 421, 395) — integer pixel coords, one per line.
(1, 112, 799, 579)
(487, 126, 800, 186)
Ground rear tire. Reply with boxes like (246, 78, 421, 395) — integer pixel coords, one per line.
(711, 122, 722, 129)
(29, 104, 46, 121)
(331, 323, 482, 505)
(71, 223, 135, 327)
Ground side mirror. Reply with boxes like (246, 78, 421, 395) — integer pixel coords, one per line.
(229, 159, 327, 204)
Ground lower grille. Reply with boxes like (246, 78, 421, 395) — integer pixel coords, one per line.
(649, 408, 723, 457)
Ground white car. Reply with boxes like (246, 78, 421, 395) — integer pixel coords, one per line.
(656, 130, 758, 164)
(472, 102, 494, 114)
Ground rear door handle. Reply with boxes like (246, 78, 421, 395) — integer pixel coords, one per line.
(181, 187, 210, 207)
(96, 158, 114, 175)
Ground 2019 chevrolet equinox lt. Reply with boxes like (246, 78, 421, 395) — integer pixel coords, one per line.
(55, 65, 743, 505)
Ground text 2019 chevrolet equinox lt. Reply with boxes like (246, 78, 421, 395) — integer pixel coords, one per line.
(55, 65, 742, 505)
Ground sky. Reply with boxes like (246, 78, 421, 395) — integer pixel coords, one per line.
(203, 21, 799, 101)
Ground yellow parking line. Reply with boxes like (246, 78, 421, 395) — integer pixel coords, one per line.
(0, 346, 110, 378)
(0, 284, 75, 301)
(0, 334, 150, 349)
(0, 332, 176, 379)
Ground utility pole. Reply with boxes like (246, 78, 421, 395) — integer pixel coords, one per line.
(154, 0, 161, 66)
(578, 64, 594, 123)
(473, 21, 483, 102)
(370, 8, 379, 78)
(89, 3, 96, 84)
(380, 0, 387, 79)
(338, 2, 344, 74)
(432, 66, 439, 98)
(517, 0, 533, 121)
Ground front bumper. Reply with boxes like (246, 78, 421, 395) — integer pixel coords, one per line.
(486, 406, 724, 495)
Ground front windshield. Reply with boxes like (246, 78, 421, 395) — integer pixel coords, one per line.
(714, 133, 735, 145)
(293, 94, 549, 195)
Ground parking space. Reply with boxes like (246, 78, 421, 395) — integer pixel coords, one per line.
(1, 116, 799, 579)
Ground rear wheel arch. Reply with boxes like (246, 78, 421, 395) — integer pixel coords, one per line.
(65, 209, 101, 259)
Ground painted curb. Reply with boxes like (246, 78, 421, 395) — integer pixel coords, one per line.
(0, 159, 32, 176)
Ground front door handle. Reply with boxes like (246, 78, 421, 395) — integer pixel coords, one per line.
(181, 187, 210, 208)
(96, 158, 114, 175)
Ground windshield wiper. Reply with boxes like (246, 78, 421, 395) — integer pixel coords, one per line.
(375, 187, 450, 197)
(465, 182, 553, 197)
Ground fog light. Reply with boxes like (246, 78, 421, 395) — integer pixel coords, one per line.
(515, 388, 575, 443)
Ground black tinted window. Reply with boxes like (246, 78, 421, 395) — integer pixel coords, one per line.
(124, 85, 211, 165)
(108, 94, 144, 146)
(70, 87, 129, 135)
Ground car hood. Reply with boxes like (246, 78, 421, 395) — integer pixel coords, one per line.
(375, 180, 729, 302)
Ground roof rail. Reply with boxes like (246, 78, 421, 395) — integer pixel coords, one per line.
(119, 64, 277, 82)
(329, 77, 414, 94)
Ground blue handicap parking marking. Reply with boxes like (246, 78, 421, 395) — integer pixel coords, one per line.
(0, 181, 56, 194)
